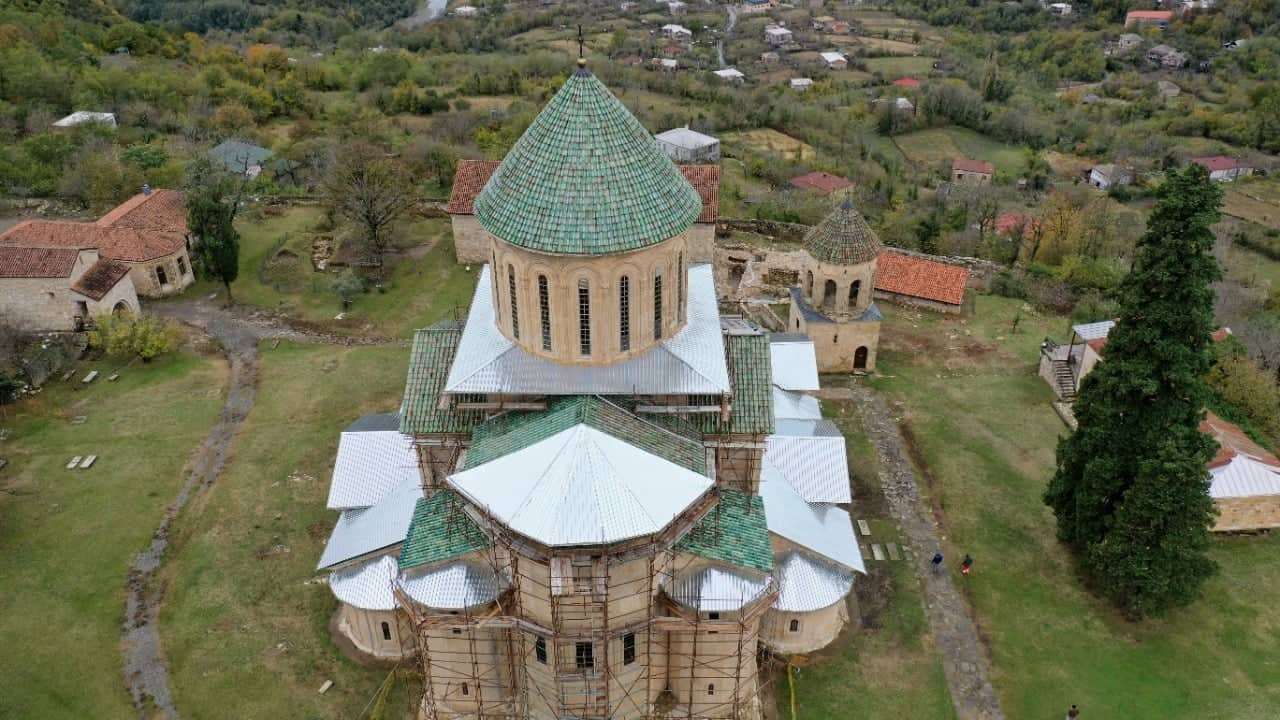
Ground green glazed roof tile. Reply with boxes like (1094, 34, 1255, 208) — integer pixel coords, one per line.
(675, 489, 773, 572)
(399, 490, 489, 570)
(400, 322, 486, 435)
(805, 194, 882, 265)
(673, 333, 774, 436)
(466, 395, 707, 474)
(473, 68, 703, 255)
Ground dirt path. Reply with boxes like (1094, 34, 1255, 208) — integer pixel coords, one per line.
(121, 299, 402, 719)
(717, 4, 737, 68)
(842, 385, 1006, 720)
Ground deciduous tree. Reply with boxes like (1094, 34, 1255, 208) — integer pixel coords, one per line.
(1044, 164, 1223, 617)
(324, 143, 412, 280)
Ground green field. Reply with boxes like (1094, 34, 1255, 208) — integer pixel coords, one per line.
(1223, 177, 1280, 231)
(865, 296, 1280, 719)
(0, 351, 227, 718)
(893, 127, 1027, 177)
(162, 342, 414, 720)
(864, 56, 936, 79)
(185, 205, 476, 338)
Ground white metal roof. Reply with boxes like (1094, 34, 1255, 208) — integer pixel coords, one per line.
(662, 23, 690, 33)
(772, 552, 854, 612)
(760, 463, 865, 573)
(790, 78, 813, 88)
(655, 127, 719, 149)
(765, 434, 851, 503)
(765, 26, 792, 36)
(820, 51, 846, 63)
(715, 68, 745, 79)
(769, 337, 820, 391)
(326, 430, 418, 510)
(52, 111, 116, 128)
(1210, 456, 1280, 499)
(329, 554, 399, 611)
(401, 561, 506, 609)
(1071, 319, 1116, 341)
(772, 387, 821, 420)
(449, 424, 713, 546)
(445, 264, 730, 395)
(666, 565, 770, 612)
(317, 478, 422, 570)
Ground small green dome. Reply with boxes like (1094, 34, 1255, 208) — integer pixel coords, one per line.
(805, 194, 882, 265)
(474, 68, 703, 256)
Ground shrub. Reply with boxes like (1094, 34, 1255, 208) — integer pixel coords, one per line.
(1207, 355, 1280, 448)
(88, 313, 181, 362)
(989, 269, 1028, 300)
(1071, 292, 1120, 323)
(331, 270, 366, 309)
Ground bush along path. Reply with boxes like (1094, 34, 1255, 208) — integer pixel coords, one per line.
(844, 385, 1005, 720)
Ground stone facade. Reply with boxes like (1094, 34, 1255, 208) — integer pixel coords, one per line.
(125, 250, 195, 297)
(0, 248, 139, 331)
(336, 604, 415, 660)
(788, 306, 881, 372)
(760, 599, 849, 654)
(451, 215, 492, 265)
(1213, 495, 1280, 532)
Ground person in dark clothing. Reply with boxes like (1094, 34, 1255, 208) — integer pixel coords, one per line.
(931, 552, 943, 574)
(1067, 704, 1080, 719)
(961, 554, 973, 576)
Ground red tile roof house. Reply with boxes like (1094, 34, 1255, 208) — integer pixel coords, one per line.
(1125, 9, 1174, 27)
(872, 250, 970, 313)
(1201, 412, 1280, 532)
(0, 189, 194, 298)
(892, 77, 921, 88)
(0, 245, 139, 332)
(446, 159, 721, 264)
(951, 158, 995, 185)
(1192, 156, 1255, 182)
(788, 171, 853, 195)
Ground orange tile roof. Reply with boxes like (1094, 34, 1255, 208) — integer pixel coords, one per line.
(71, 259, 131, 300)
(1201, 412, 1280, 470)
(447, 159, 720, 223)
(0, 245, 81, 278)
(1089, 325, 1231, 355)
(789, 171, 852, 195)
(1127, 10, 1173, 20)
(1192, 156, 1248, 173)
(95, 189, 187, 234)
(892, 77, 921, 87)
(953, 158, 994, 175)
(0, 220, 185, 263)
(874, 250, 969, 306)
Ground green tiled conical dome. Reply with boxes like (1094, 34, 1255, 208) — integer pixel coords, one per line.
(473, 67, 703, 255)
(805, 194, 882, 265)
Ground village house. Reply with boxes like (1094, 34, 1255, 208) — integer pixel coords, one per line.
(1157, 79, 1181, 98)
(653, 57, 680, 72)
(819, 51, 848, 70)
(0, 188, 194, 298)
(454, 5, 480, 17)
(668, 0, 687, 15)
(714, 67, 746, 84)
(764, 25, 793, 46)
(1147, 43, 1189, 68)
(210, 139, 273, 178)
(1088, 163, 1134, 190)
(789, 171, 853, 195)
(1202, 413, 1280, 532)
(661, 23, 692, 42)
(660, 43, 688, 57)
(760, 51, 780, 63)
(892, 77, 921, 88)
(1117, 33, 1144, 50)
(812, 15, 835, 30)
(1180, 0, 1216, 13)
(319, 59, 867, 718)
(447, 160, 721, 264)
(0, 246, 139, 331)
(1048, 2, 1072, 14)
(1193, 156, 1254, 181)
(741, 0, 776, 13)
(656, 126, 721, 164)
(51, 111, 117, 130)
(894, 97, 915, 112)
(790, 78, 814, 91)
(951, 159, 994, 185)
(1125, 9, 1174, 27)
(620, 1, 639, 10)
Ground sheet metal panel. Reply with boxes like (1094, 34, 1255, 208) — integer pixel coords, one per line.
(401, 561, 506, 610)
(760, 462, 865, 573)
(769, 338, 820, 391)
(317, 478, 422, 570)
(772, 387, 822, 420)
(1209, 456, 1280, 498)
(329, 555, 399, 611)
(772, 552, 854, 612)
(326, 430, 419, 510)
(765, 434, 851, 504)
(667, 566, 770, 612)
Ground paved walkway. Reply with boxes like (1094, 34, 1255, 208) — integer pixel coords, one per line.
(849, 385, 1005, 720)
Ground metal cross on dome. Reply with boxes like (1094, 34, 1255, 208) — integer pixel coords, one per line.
(577, 25, 584, 59)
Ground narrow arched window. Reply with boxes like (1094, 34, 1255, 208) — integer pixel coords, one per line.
(538, 275, 551, 351)
(508, 265, 520, 340)
(806, 270, 814, 297)
(788, 619, 800, 632)
(619, 275, 631, 352)
(708, 684, 715, 696)
(381, 621, 391, 640)
(461, 682, 469, 696)
(653, 272, 664, 340)
(849, 279, 861, 307)
(677, 253, 685, 322)
(578, 279, 591, 356)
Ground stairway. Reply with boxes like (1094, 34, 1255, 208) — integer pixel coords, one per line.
(1050, 360, 1076, 401)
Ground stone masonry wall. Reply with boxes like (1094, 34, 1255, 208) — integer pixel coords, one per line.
(1213, 495, 1280, 532)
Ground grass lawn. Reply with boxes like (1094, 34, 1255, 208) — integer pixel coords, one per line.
(893, 127, 1026, 177)
(1222, 177, 1280, 231)
(0, 350, 228, 718)
(161, 342, 415, 720)
(863, 56, 936, 79)
(722, 128, 817, 161)
(867, 295, 1280, 719)
(184, 205, 475, 338)
(781, 392, 956, 720)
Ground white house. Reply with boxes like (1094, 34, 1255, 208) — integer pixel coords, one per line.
(895, 97, 914, 112)
(765, 26, 793, 45)
(1193, 156, 1254, 182)
(819, 51, 847, 69)
(790, 78, 814, 91)
(668, 0, 687, 15)
(1088, 164, 1134, 190)
(52, 111, 117, 129)
(714, 67, 746, 83)
(1048, 2, 1072, 14)
(654, 126, 720, 163)
(454, 5, 480, 16)
(661, 23, 692, 41)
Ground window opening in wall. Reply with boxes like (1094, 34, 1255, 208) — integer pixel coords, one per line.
(789, 619, 800, 632)
(538, 275, 551, 351)
(535, 637, 547, 664)
(653, 273, 664, 340)
(619, 275, 631, 351)
(677, 254, 684, 321)
(806, 270, 814, 297)
(708, 684, 715, 696)
(850, 279, 861, 307)
(571, 556, 594, 594)
(708, 612, 720, 620)
(822, 279, 837, 311)
(156, 265, 169, 286)
(508, 266, 520, 339)
(578, 280, 591, 356)
(854, 346, 869, 370)
(575, 641, 595, 669)
(796, 318, 800, 330)
(452, 628, 462, 635)
(177, 256, 188, 276)
(461, 683, 469, 696)
(381, 622, 391, 640)
(623, 633, 636, 664)
(834, 334, 838, 343)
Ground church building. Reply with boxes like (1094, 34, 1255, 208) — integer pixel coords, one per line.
(317, 58, 865, 720)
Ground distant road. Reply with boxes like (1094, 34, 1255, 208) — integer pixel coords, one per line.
(718, 4, 737, 68)
(399, 0, 449, 28)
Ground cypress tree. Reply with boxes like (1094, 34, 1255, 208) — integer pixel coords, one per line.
(1044, 164, 1222, 617)
(185, 158, 242, 305)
